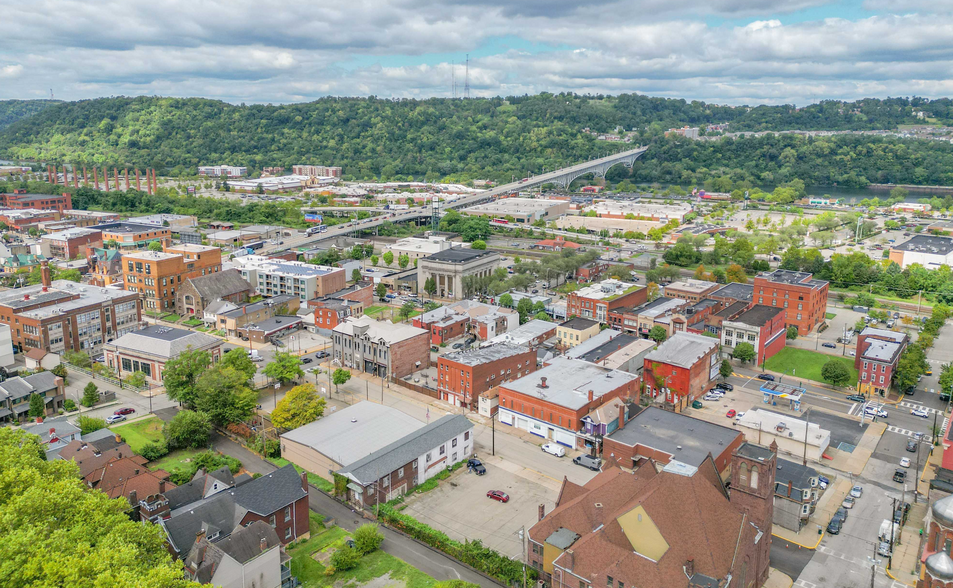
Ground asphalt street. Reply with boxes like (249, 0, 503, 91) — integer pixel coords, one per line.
(770, 538, 814, 582)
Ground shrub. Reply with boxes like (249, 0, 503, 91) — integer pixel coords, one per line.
(353, 523, 384, 555)
(78, 415, 107, 435)
(247, 436, 281, 458)
(329, 546, 360, 571)
(163, 410, 212, 450)
(63, 399, 77, 412)
(139, 440, 170, 461)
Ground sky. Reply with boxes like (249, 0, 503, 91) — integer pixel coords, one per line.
(2, 0, 953, 106)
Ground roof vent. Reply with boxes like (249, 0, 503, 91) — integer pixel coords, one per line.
(676, 445, 682, 450)
(594, 503, 603, 508)
(351, 418, 358, 423)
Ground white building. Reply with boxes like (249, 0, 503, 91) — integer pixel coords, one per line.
(586, 200, 693, 222)
(126, 214, 198, 228)
(198, 165, 246, 178)
(234, 256, 346, 301)
(735, 409, 830, 462)
(888, 235, 953, 269)
(0, 324, 13, 368)
(229, 175, 336, 192)
(383, 235, 464, 262)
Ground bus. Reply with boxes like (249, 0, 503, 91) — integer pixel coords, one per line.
(244, 240, 266, 252)
(490, 218, 510, 227)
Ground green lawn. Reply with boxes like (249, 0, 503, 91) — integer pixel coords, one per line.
(111, 416, 164, 453)
(269, 457, 334, 493)
(149, 448, 203, 477)
(364, 305, 388, 318)
(825, 312, 837, 320)
(764, 347, 859, 387)
(287, 514, 436, 588)
(182, 318, 204, 327)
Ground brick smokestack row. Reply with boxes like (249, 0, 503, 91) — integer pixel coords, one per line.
(93, 167, 99, 190)
(124, 169, 129, 190)
(83, 167, 88, 187)
(72, 166, 79, 188)
(114, 168, 119, 191)
(135, 169, 141, 191)
(103, 167, 110, 191)
(48, 165, 56, 184)
(152, 168, 158, 193)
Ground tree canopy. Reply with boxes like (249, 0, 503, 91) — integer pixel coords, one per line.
(271, 384, 326, 430)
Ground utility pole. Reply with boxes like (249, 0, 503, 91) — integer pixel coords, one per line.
(519, 526, 527, 588)
(464, 54, 470, 99)
(492, 414, 496, 456)
(889, 497, 897, 569)
(803, 407, 810, 466)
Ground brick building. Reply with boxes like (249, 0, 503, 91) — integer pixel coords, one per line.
(527, 441, 776, 588)
(643, 332, 719, 411)
(497, 357, 640, 449)
(40, 227, 103, 260)
(413, 300, 518, 345)
(0, 189, 72, 213)
(575, 260, 609, 283)
(437, 343, 537, 409)
(85, 248, 124, 287)
(752, 269, 829, 335)
(309, 282, 373, 331)
(123, 244, 223, 314)
(556, 317, 601, 349)
(608, 297, 689, 337)
(566, 279, 647, 322)
(0, 267, 140, 355)
(485, 319, 557, 349)
(332, 316, 430, 380)
(93, 222, 172, 249)
(603, 406, 744, 477)
(215, 295, 301, 336)
(664, 279, 721, 303)
(855, 327, 909, 395)
(105, 325, 223, 384)
(721, 305, 787, 365)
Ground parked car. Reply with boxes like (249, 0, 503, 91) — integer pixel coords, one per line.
(904, 387, 916, 396)
(834, 506, 849, 522)
(734, 411, 746, 421)
(818, 475, 830, 489)
(821, 342, 837, 349)
(842, 496, 855, 509)
(726, 409, 737, 418)
(114, 407, 135, 416)
(846, 394, 866, 402)
(452, 343, 464, 349)
(900, 457, 911, 468)
(541, 443, 566, 457)
(894, 469, 907, 483)
(573, 455, 602, 471)
(878, 541, 892, 557)
(486, 490, 509, 503)
(756, 374, 775, 381)
(716, 382, 733, 391)
(105, 414, 126, 425)
(911, 407, 930, 418)
(907, 439, 918, 452)
(467, 458, 486, 475)
(827, 518, 843, 535)
(850, 485, 863, 498)
(942, 393, 952, 402)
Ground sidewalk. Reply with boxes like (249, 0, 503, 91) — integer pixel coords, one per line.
(764, 568, 793, 588)
(772, 476, 852, 547)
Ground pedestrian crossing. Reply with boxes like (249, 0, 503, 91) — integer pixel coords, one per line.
(886, 417, 947, 440)
(899, 400, 944, 415)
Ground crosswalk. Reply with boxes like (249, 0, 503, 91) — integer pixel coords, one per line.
(899, 400, 944, 415)
(793, 546, 909, 588)
(886, 416, 947, 440)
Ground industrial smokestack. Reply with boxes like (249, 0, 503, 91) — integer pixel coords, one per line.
(135, 169, 141, 191)
(93, 167, 99, 190)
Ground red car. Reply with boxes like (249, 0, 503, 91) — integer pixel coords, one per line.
(726, 409, 736, 418)
(487, 490, 509, 503)
(114, 407, 136, 416)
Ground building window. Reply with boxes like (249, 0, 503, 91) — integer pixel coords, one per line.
(269, 515, 276, 527)
(426, 452, 431, 462)
(750, 465, 759, 489)
(452, 438, 458, 448)
(464, 431, 470, 441)
(284, 506, 291, 522)
(607, 577, 613, 587)
(398, 467, 403, 479)
(440, 445, 445, 455)
(738, 463, 748, 486)
(285, 527, 292, 540)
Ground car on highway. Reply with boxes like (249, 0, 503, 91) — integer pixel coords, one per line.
(572, 455, 602, 471)
(486, 490, 509, 503)
(726, 409, 737, 418)
(846, 394, 866, 402)
(541, 443, 566, 457)
(114, 407, 135, 416)
(105, 414, 126, 425)
(850, 485, 863, 498)
(900, 457, 911, 468)
(842, 496, 855, 509)
(907, 439, 918, 452)
(911, 407, 930, 418)
(821, 342, 837, 349)
(756, 374, 775, 381)
(715, 382, 733, 391)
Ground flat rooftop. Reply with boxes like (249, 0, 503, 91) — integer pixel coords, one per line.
(559, 317, 600, 331)
(711, 282, 753, 302)
(0, 280, 135, 316)
(43, 227, 101, 241)
(441, 343, 530, 366)
(758, 269, 828, 289)
(333, 315, 428, 344)
(93, 222, 167, 234)
(859, 327, 907, 343)
(502, 357, 638, 410)
(861, 339, 903, 363)
(424, 248, 496, 263)
(573, 279, 641, 302)
(633, 296, 687, 319)
(606, 406, 741, 467)
(727, 305, 785, 328)
(574, 333, 642, 364)
(665, 279, 719, 295)
(644, 332, 717, 369)
(893, 235, 953, 256)
(465, 198, 564, 215)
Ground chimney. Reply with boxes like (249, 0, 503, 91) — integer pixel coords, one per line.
(93, 167, 99, 190)
(565, 549, 574, 571)
(115, 433, 122, 443)
(159, 480, 167, 493)
(685, 559, 695, 578)
(787, 480, 793, 497)
(103, 167, 110, 191)
(588, 389, 594, 403)
(196, 529, 206, 544)
(301, 471, 308, 492)
(618, 403, 625, 431)
(260, 538, 268, 552)
(113, 168, 119, 190)
(40, 260, 51, 287)
(124, 168, 130, 190)
(128, 489, 137, 505)
(83, 166, 88, 187)
(539, 377, 548, 388)
(134, 468, 140, 475)
(538, 503, 546, 521)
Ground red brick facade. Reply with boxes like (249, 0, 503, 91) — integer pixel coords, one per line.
(437, 348, 537, 409)
(603, 428, 743, 474)
(239, 491, 310, 545)
(0, 189, 73, 213)
(752, 270, 829, 335)
(566, 283, 647, 322)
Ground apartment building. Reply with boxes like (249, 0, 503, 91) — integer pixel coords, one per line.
(413, 300, 518, 344)
(643, 332, 719, 411)
(0, 267, 140, 355)
(0, 188, 72, 213)
(608, 296, 690, 337)
(309, 282, 374, 331)
(721, 305, 787, 365)
(855, 327, 909, 395)
(566, 279, 647, 323)
(556, 317, 601, 348)
(752, 270, 829, 335)
(94, 222, 172, 249)
(292, 165, 342, 177)
(216, 295, 301, 336)
(237, 256, 346, 302)
(332, 316, 430, 380)
(123, 244, 222, 313)
(40, 227, 103, 260)
(197, 165, 247, 177)
(436, 343, 536, 409)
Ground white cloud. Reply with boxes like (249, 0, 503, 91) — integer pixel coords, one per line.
(0, 64, 23, 78)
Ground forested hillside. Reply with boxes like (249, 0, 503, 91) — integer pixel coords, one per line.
(0, 99, 61, 131)
(0, 94, 951, 184)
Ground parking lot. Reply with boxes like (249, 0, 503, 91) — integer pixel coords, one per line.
(399, 460, 559, 558)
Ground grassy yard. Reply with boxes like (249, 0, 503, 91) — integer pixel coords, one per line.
(111, 416, 164, 453)
(149, 448, 204, 478)
(269, 457, 334, 493)
(764, 347, 859, 387)
(287, 514, 436, 588)
(825, 312, 837, 320)
(364, 305, 388, 318)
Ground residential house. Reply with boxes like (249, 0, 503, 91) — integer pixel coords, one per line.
(216, 295, 301, 336)
(85, 247, 124, 287)
(332, 316, 430, 379)
(773, 458, 819, 532)
(20, 414, 78, 456)
(0, 371, 66, 425)
(183, 520, 290, 588)
(855, 327, 909, 395)
(556, 317, 601, 349)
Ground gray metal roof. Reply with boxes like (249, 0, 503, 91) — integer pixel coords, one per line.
(606, 407, 741, 468)
(280, 402, 424, 467)
(221, 294, 297, 318)
(545, 527, 580, 549)
(425, 248, 495, 263)
(337, 414, 473, 485)
(726, 305, 785, 328)
(441, 343, 530, 367)
(21, 416, 79, 439)
(711, 282, 753, 301)
(108, 326, 221, 359)
(861, 339, 902, 363)
(644, 332, 717, 369)
(501, 357, 638, 410)
(186, 269, 252, 301)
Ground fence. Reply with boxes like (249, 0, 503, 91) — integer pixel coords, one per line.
(63, 362, 151, 393)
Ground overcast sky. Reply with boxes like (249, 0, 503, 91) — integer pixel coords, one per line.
(2, 0, 952, 105)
